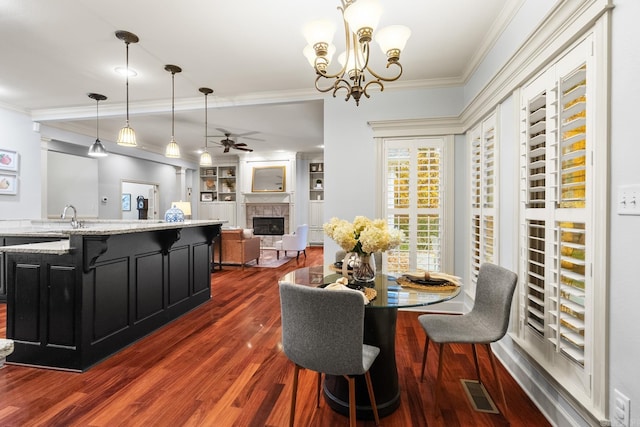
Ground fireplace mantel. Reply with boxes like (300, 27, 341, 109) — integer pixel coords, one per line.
(242, 193, 291, 204)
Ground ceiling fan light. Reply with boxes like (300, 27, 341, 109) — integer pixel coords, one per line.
(88, 139, 108, 157)
(199, 150, 213, 166)
(165, 138, 181, 158)
(117, 125, 137, 147)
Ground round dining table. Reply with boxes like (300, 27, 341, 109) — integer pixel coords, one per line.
(278, 265, 461, 419)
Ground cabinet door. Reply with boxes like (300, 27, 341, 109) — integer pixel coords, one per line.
(213, 202, 237, 227)
(309, 201, 324, 227)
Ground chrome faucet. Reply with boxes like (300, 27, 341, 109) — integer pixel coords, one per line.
(61, 204, 80, 229)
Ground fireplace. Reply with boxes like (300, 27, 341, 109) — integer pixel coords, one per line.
(253, 217, 285, 236)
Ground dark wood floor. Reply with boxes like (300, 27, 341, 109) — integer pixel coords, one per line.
(0, 247, 550, 426)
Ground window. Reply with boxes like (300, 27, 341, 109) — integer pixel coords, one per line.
(468, 113, 498, 297)
(381, 137, 454, 273)
(515, 34, 607, 415)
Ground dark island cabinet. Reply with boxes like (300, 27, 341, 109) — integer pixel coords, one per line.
(0, 236, 63, 302)
(4, 224, 219, 371)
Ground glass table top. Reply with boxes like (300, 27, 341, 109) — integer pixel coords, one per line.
(279, 265, 461, 309)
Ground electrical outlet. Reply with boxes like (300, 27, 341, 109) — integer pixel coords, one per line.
(617, 185, 640, 215)
(613, 389, 631, 427)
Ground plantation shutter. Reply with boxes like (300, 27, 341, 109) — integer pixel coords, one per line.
(384, 138, 448, 273)
(517, 36, 595, 397)
(468, 113, 498, 296)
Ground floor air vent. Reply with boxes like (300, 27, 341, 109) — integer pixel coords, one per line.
(460, 379, 500, 414)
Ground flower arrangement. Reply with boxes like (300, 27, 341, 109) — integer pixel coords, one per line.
(323, 216, 403, 255)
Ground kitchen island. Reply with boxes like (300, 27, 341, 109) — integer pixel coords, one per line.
(0, 219, 222, 371)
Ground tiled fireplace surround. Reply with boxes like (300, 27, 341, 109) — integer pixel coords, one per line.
(245, 203, 290, 248)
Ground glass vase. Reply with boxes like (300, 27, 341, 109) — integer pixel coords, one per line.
(352, 253, 376, 283)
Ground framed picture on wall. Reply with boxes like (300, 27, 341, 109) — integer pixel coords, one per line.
(200, 192, 214, 202)
(0, 173, 18, 195)
(0, 149, 18, 172)
(122, 193, 131, 211)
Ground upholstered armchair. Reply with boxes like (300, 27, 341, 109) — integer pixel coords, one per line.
(275, 224, 308, 260)
(221, 228, 261, 268)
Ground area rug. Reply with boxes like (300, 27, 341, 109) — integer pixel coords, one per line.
(247, 249, 294, 268)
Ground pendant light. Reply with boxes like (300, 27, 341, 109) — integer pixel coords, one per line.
(199, 87, 214, 166)
(87, 93, 108, 157)
(164, 64, 182, 158)
(115, 30, 139, 147)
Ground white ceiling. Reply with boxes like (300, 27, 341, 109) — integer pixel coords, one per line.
(0, 0, 519, 162)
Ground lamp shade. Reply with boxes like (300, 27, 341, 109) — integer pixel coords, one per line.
(199, 150, 213, 166)
(343, 0, 382, 33)
(303, 19, 336, 46)
(165, 138, 180, 158)
(375, 25, 411, 54)
(88, 139, 108, 157)
(171, 201, 191, 216)
(117, 125, 137, 147)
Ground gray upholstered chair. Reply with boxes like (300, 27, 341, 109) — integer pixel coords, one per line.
(279, 282, 380, 427)
(418, 263, 518, 416)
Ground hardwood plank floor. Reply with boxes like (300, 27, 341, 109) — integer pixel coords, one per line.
(0, 247, 550, 426)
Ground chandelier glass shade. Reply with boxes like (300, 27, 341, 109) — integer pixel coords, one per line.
(303, 0, 410, 106)
(199, 87, 214, 167)
(164, 64, 182, 159)
(88, 93, 108, 157)
(115, 31, 139, 147)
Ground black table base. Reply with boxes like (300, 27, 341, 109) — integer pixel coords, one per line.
(323, 307, 400, 419)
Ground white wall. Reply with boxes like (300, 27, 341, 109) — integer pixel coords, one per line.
(609, 0, 640, 420)
(0, 107, 42, 219)
(323, 85, 465, 262)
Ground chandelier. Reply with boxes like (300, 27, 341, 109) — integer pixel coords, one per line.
(303, 0, 410, 106)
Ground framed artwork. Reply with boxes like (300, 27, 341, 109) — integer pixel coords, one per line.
(200, 192, 214, 202)
(0, 173, 18, 195)
(0, 149, 18, 172)
(122, 193, 131, 211)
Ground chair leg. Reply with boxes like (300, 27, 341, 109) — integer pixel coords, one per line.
(420, 335, 430, 382)
(364, 371, 381, 426)
(290, 365, 300, 427)
(485, 344, 509, 418)
(276, 250, 280, 260)
(472, 343, 482, 383)
(434, 343, 445, 410)
(346, 376, 357, 427)
(316, 372, 322, 408)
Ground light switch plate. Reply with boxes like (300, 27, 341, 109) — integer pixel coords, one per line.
(617, 185, 640, 215)
(613, 389, 631, 427)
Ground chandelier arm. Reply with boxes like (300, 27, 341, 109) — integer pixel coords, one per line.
(365, 61, 404, 83)
(315, 74, 342, 94)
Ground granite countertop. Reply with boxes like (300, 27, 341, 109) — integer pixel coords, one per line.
(0, 219, 225, 237)
(0, 239, 71, 255)
(0, 219, 225, 254)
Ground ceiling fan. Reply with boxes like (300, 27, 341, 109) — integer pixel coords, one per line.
(207, 128, 261, 153)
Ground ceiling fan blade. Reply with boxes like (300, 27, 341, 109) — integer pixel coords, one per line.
(234, 142, 248, 147)
(242, 136, 265, 142)
(235, 147, 253, 152)
(236, 131, 259, 138)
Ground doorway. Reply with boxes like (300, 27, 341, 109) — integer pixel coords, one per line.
(121, 181, 159, 220)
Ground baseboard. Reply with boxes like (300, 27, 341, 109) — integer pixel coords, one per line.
(493, 338, 597, 427)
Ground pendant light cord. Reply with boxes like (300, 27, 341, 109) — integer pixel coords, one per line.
(125, 41, 130, 125)
(171, 71, 175, 139)
(95, 99, 100, 140)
